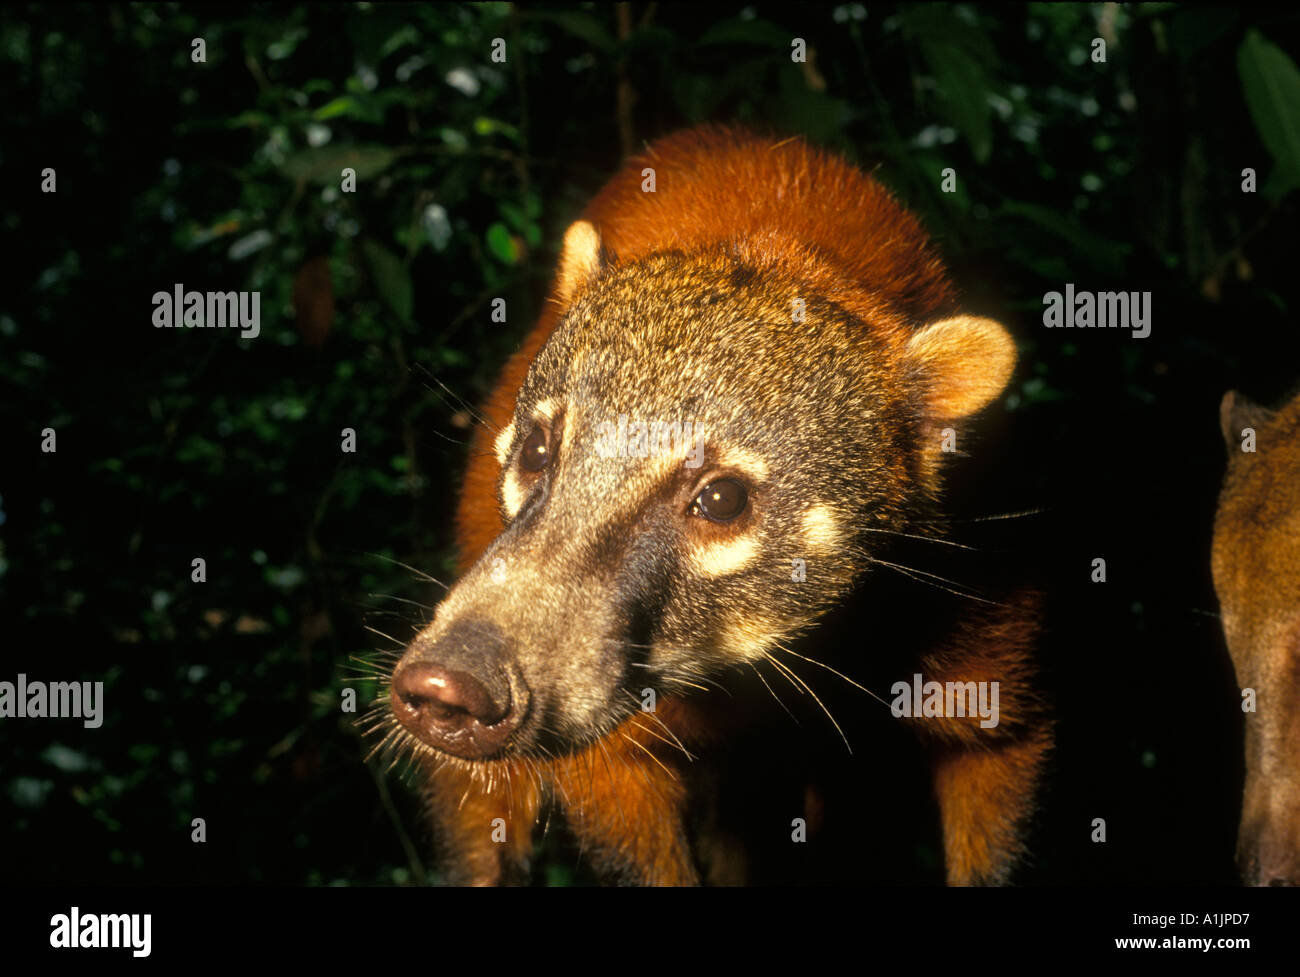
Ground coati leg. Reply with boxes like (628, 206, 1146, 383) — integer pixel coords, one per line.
(929, 729, 1052, 884)
(424, 760, 541, 885)
(552, 719, 699, 885)
(916, 589, 1052, 885)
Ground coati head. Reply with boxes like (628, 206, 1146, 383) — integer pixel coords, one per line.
(389, 219, 1016, 763)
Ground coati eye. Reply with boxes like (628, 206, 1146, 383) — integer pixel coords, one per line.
(519, 424, 550, 472)
(690, 478, 748, 522)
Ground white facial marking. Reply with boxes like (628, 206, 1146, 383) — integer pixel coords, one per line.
(563, 408, 576, 458)
(501, 468, 526, 519)
(494, 419, 517, 465)
(717, 446, 769, 481)
(719, 615, 777, 661)
(801, 504, 840, 556)
(690, 534, 760, 577)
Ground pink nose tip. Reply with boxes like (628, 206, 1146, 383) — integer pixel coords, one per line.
(391, 661, 518, 759)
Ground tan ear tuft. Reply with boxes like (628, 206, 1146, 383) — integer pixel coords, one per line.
(907, 315, 1017, 419)
(1219, 389, 1272, 452)
(555, 220, 603, 305)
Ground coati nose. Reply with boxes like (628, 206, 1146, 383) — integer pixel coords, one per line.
(391, 662, 519, 758)
(390, 619, 524, 760)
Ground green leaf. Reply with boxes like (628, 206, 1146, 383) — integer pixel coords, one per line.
(224, 110, 272, 130)
(472, 117, 520, 140)
(498, 200, 542, 249)
(266, 27, 309, 62)
(280, 145, 398, 185)
(381, 25, 422, 58)
(312, 96, 362, 121)
(498, 201, 528, 233)
(899, 7, 997, 162)
(919, 39, 993, 164)
(486, 222, 518, 264)
(361, 239, 414, 324)
(1237, 30, 1300, 198)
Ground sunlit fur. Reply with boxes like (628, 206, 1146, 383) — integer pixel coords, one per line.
(1212, 388, 1300, 885)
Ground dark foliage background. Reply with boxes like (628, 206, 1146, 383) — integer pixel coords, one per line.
(1, 2, 1297, 885)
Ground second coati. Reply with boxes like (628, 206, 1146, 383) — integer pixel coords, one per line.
(1213, 388, 1300, 886)
(382, 125, 1052, 884)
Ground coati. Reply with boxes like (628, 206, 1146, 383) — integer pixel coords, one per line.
(1213, 388, 1300, 886)
(381, 124, 1051, 885)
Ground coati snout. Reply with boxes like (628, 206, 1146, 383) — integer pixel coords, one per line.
(391, 618, 525, 759)
(391, 225, 1016, 763)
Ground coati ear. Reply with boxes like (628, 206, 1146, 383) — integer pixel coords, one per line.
(555, 220, 605, 305)
(1219, 390, 1273, 452)
(906, 315, 1017, 419)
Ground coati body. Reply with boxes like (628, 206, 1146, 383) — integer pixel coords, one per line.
(384, 125, 1051, 884)
(1213, 388, 1300, 886)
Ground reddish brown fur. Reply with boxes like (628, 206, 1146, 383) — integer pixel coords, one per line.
(918, 588, 1051, 882)
(1213, 388, 1300, 885)
(436, 125, 1044, 884)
